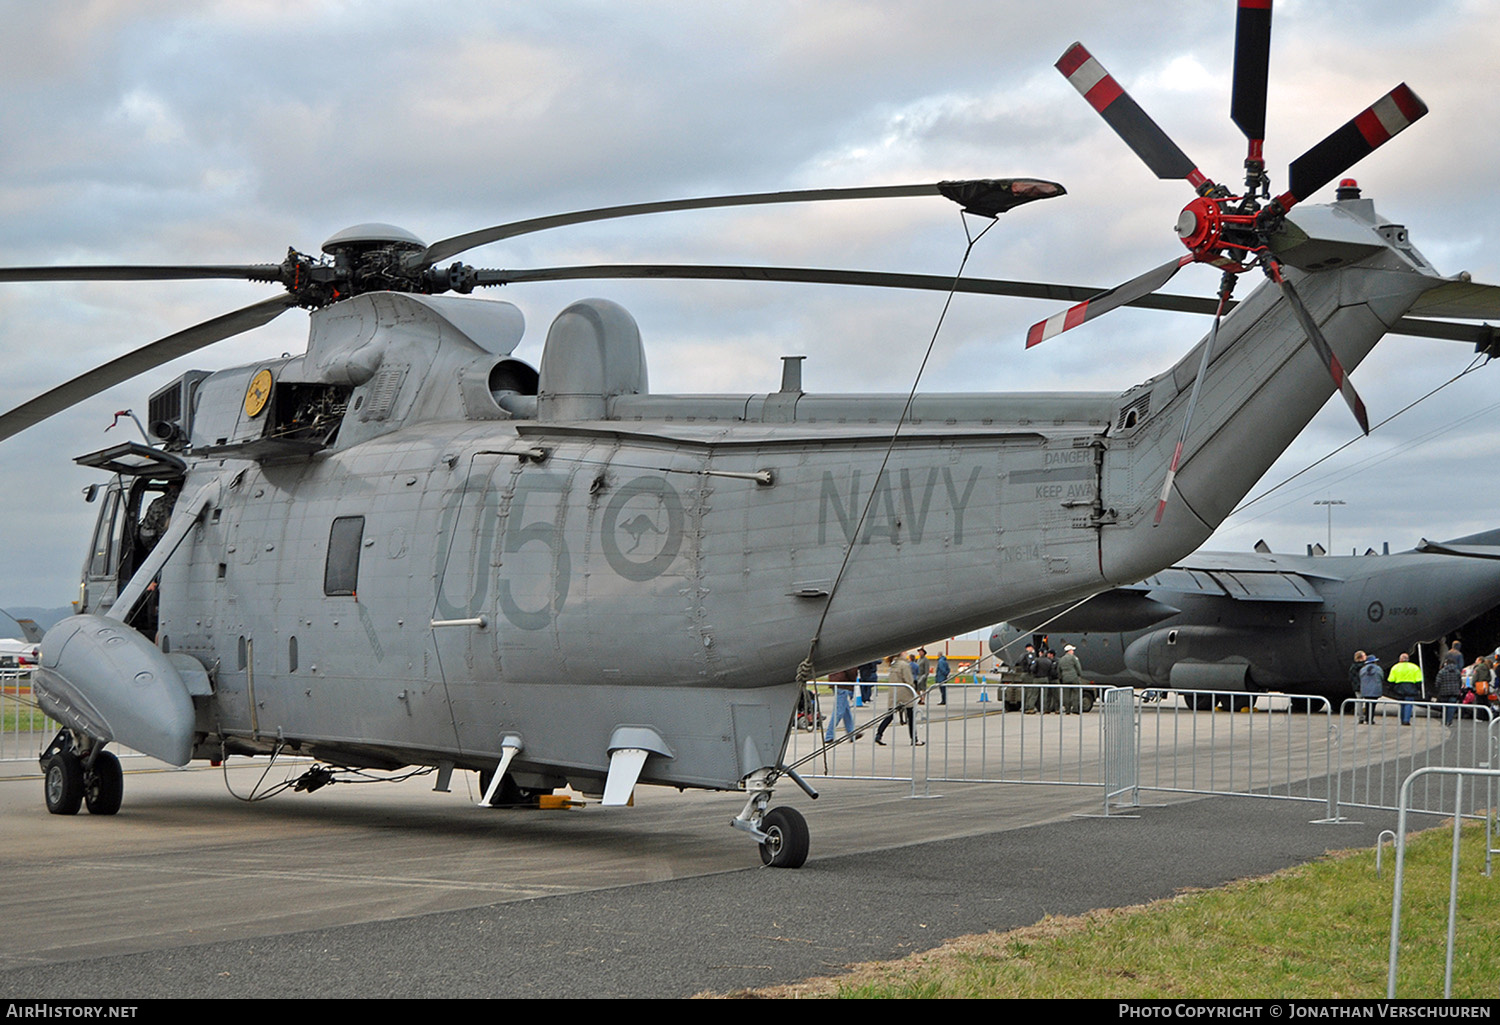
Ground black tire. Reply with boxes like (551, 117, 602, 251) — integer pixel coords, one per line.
(1182, 691, 1215, 711)
(758, 806, 810, 869)
(43, 752, 84, 816)
(477, 769, 549, 808)
(1217, 694, 1252, 712)
(83, 751, 124, 816)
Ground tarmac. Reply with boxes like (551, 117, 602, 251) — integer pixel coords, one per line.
(0, 733, 1445, 999)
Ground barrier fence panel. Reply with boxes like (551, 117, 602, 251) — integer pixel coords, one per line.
(787, 684, 920, 785)
(1335, 698, 1495, 822)
(1, 669, 51, 763)
(1135, 690, 1337, 812)
(1386, 766, 1500, 1000)
(923, 682, 1112, 789)
(1101, 686, 1138, 813)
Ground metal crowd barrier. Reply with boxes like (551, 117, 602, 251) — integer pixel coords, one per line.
(1334, 697, 1495, 823)
(790, 681, 1499, 826)
(1135, 689, 1337, 814)
(1386, 766, 1500, 999)
(0, 669, 52, 763)
(790, 683, 923, 790)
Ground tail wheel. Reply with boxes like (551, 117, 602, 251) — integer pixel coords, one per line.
(43, 752, 84, 815)
(758, 806, 810, 869)
(83, 751, 124, 816)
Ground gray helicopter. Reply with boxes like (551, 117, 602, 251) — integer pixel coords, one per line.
(989, 530, 1500, 707)
(5, 0, 1498, 866)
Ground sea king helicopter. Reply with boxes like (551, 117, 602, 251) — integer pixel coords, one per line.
(4, 0, 1498, 866)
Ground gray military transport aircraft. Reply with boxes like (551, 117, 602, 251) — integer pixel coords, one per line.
(988, 530, 1500, 707)
(3, 0, 1498, 866)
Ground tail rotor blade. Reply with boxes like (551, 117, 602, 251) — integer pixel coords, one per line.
(1056, 43, 1215, 191)
(1230, 0, 1273, 155)
(1272, 265, 1370, 434)
(1026, 255, 1192, 348)
(1281, 83, 1427, 209)
(1155, 285, 1234, 525)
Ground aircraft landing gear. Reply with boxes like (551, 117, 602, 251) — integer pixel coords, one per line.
(43, 750, 83, 815)
(83, 751, 124, 815)
(757, 806, 810, 868)
(41, 732, 123, 816)
(731, 767, 816, 869)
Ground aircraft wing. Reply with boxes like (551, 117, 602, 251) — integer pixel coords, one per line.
(1120, 567, 1324, 602)
(1415, 539, 1500, 561)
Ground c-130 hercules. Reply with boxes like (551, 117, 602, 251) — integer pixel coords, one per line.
(3, 0, 1496, 866)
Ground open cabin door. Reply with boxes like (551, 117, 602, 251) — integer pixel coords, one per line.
(75, 443, 187, 627)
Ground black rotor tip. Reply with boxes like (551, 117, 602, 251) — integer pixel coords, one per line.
(938, 178, 1066, 217)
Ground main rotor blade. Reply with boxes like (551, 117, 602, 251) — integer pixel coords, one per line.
(421, 180, 1065, 266)
(1280, 83, 1427, 209)
(1025, 256, 1193, 348)
(0, 264, 283, 284)
(1230, 0, 1273, 154)
(0, 294, 297, 443)
(471, 262, 1494, 347)
(1056, 43, 1214, 191)
(470, 262, 1216, 312)
(1272, 265, 1369, 434)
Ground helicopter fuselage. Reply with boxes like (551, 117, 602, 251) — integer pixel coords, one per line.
(39, 196, 1447, 803)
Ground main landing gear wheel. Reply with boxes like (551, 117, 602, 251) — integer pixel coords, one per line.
(477, 769, 550, 808)
(758, 806, 810, 869)
(83, 751, 124, 816)
(43, 752, 84, 816)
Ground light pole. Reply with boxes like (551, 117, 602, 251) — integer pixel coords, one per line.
(1313, 498, 1345, 553)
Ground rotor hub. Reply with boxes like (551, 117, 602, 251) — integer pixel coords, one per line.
(1175, 197, 1225, 258)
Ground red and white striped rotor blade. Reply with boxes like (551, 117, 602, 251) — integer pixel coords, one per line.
(1026, 255, 1192, 348)
(1056, 43, 1216, 192)
(1279, 83, 1427, 211)
(1154, 287, 1233, 525)
(1273, 270, 1370, 434)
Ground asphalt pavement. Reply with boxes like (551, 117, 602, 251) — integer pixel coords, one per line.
(0, 754, 1436, 999)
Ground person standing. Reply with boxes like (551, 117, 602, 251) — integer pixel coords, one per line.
(1037, 648, 1060, 713)
(857, 660, 880, 706)
(1386, 652, 1423, 726)
(1435, 644, 1464, 725)
(1058, 644, 1085, 714)
(1357, 652, 1384, 724)
(1020, 643, 1041, 713)
(911, 648, 930, 713)
(934, 652, 950, 705)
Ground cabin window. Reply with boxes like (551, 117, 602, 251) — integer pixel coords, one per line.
(324, 515, 365, 596)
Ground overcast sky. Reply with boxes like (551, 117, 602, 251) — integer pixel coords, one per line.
(1, 0, 1497, 613)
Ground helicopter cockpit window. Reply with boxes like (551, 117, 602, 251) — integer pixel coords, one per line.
(86, 485, 125, 579)
(324, 516, 365, 596)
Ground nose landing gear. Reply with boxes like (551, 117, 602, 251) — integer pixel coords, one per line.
(40, 732, 123, 816)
